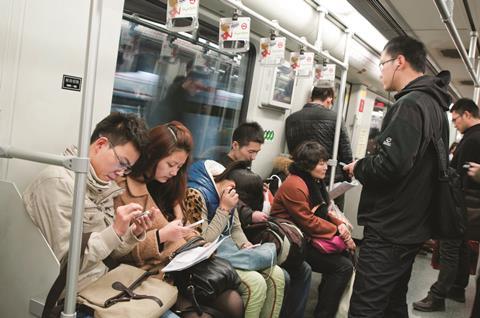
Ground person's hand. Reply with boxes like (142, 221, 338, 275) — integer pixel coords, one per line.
(131, 206, 159, 237)
(343, 161, 357, 178)
(337, 223, 351, 241)
(468, 162, 480, 178)
(241, 241, 253, 249)
(344, 237, 356, 251)
(219, 186, 238, 211)
(252, 211, 268, 223)
(158, 219, 195, 243)
(113, 203, 144, 237)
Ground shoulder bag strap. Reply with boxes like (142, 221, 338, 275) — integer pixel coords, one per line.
(42, 232, 92, 318)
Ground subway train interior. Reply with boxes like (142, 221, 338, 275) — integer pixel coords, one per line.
(1, 0, 479, 317)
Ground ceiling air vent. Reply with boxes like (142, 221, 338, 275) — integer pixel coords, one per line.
(459, 79, 474, 86)
(440, 49, 461, 59)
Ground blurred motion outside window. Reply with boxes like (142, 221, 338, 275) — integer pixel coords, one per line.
(111, 20, 250, 161)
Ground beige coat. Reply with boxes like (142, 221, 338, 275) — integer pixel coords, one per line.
(23, 147, 143, 292)
(114, 176, 191, 277)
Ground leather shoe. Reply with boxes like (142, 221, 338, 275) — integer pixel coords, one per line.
(447, 288, 466, 303)
(413, 293, 445, 312)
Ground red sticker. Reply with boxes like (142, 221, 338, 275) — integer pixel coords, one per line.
(241, 23, 248, 30)
(359, 99, 365, 112)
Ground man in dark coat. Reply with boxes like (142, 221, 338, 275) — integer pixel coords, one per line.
(285, 86, 353, 184)
(344, 36, 452, 317)
(414, 98, 480, 312)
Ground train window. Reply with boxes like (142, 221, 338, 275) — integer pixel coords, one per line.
(111, 20, 251, 161)
(366, 99, 390, 156)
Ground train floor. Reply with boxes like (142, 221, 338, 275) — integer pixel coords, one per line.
(305, 252, 477, 318)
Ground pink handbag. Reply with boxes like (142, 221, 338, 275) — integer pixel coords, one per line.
(311, 235, 347, 254)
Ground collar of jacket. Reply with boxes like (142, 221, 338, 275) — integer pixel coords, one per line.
(64, 145, 123, 205)
(304, 102, 328, 109)
(464, 123, 480, 136)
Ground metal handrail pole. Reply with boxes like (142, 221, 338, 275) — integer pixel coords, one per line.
(434, 0, 480, 86)
(218, 0, 347, 69)
(0, 146, 68, 166)
(62, 0, 102, 316)
(474, 58, 480, 105)
(329, 30, 353, 190)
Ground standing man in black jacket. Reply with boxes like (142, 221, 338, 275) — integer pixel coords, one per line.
(413, 98, 480, 313)
(285, 87, 353, 184)
(344, 36, 452, 317)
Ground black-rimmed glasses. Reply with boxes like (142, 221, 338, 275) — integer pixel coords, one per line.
(108, 141, 132, 175)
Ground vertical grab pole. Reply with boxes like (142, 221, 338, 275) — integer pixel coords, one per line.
(329, 30, 353, 190)
(475, 58, 480, 105)
(61, 0, 102, 316)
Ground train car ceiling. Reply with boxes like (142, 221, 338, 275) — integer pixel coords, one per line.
(348, 0, 480, 100)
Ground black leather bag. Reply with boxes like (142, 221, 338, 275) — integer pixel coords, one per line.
(168, 237, 241, 306)
(431, 137, 467, 239)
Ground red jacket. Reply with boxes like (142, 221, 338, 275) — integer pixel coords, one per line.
(270, 175, 337, 239)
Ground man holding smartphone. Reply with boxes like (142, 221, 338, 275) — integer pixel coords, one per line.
(413, 98, 480, 312)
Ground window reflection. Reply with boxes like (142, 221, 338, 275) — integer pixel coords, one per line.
(111, 20, 250, 161)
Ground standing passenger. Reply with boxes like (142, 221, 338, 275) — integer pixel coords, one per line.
(343, 36, 452, 317)
(413, 98, 480, 312)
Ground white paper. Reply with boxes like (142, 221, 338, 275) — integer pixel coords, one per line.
(328, 181, 358, 200)
(162, 236, 228, 273)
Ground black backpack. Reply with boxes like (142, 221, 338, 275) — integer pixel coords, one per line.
(243, 217, 306, 269)
(431, 136, 467, 239)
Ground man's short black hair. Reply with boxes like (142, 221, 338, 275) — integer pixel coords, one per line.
(311, 87, 334, 102)
(450, 98, 480, 118)
(232, 122, 265, 147)
(90, 112, 149, 152)
(383, 36, 426, 73)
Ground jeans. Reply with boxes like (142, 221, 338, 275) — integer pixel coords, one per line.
(282, 261, 312, 318)
(348, 228, 421, 318)
(306, 245, 353, 318)
(430, 239, 470, 299)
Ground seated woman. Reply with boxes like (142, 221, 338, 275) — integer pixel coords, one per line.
(230, 167, 312, 318)
(271, 141, 354, 318)
(114, 121, 244, 318)
(184, 160, 285, 318)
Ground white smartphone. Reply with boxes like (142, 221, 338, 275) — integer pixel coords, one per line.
(245, 243, 261, 249)
(185, 219, 204, 229)
(135, 210, 151, 219)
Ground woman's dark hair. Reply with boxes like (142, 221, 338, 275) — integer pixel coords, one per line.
(213, 160, 251, 183)
(131, 121, 193, 212)
(229, 168, 264, 211)
(290, 141, 329, 173)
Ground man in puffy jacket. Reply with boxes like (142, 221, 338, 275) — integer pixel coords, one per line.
(285, 86, 352, 184)
(344, 36, 452, 317)
(23, 113, 152, 316)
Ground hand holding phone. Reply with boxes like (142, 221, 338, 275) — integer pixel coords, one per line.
(244, 243, 261, 249)
(135, 210, 151, 219)
(185, 219, 204, 229)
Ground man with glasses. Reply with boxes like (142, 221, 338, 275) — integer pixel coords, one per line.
(344, 36, 452, 317)
(285, 86, 353, 209)
(413, 98, 480, 313)
(23, 113, 151, 313)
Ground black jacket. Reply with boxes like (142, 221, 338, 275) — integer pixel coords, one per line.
(451, 123, 480, 192)
(354, 72, 452, 244)
(285, 103, 353, 182)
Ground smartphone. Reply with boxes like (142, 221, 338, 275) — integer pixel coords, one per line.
(463, 163, 471, 170)
(135, 210, 151, 219)
(185, 219, 204, 229)
(245, 243, 261, 249)
(339, 162, 347, 167)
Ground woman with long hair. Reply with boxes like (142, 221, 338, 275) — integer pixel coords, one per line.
(114, 121, 244, 318)
(184, 159, 285, 318)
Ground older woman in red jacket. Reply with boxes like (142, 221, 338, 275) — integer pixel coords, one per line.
(271, 141, 354, 318)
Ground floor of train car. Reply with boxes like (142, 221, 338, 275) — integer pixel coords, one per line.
(305, 252, 477, 318)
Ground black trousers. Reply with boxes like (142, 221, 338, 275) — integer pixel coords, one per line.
(348, 228, 422, 318)
(306, 244, 353, 318)
(430, 239, 470, 299)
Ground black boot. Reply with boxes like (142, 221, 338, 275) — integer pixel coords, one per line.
(447, 287, 466, 303)
(412, 293, 445, 312)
